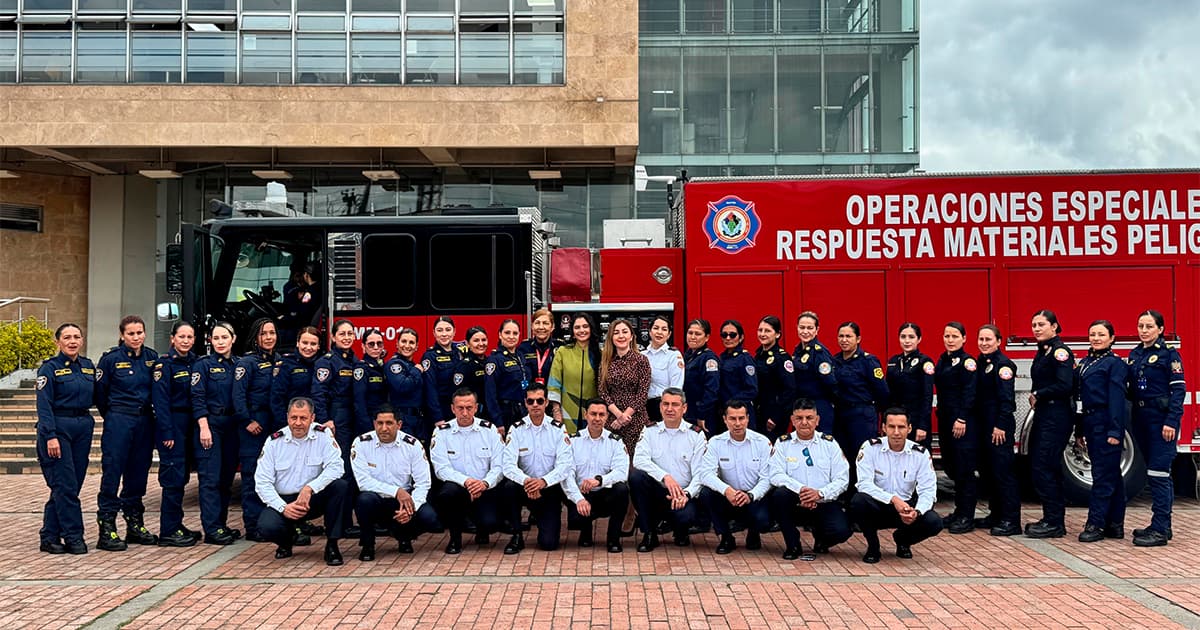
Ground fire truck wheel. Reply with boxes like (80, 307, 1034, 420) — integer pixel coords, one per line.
(1060, 430, 1147, 508)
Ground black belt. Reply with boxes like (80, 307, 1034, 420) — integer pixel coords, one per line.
(207, 406, 232, 415)
(110, 405, 150, 416)
(53, 407, 90, 416)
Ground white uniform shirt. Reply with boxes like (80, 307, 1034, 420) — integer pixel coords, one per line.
(563, 427, 630, 503)
(642, 344, 685, 398)
(632, 420, 708, 497)
(351, 430, 431, 512)
(429, 417, 504, 488)
(700, 429, 773, 500)
(255, 423, 345, 513)
(855, 438, 937, 513)
(768, 431, 848, 501)
(502, 415, 574, 486)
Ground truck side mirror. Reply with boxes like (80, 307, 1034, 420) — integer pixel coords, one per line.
(156, 302, 180, 322)
(165, 243, 183, 295)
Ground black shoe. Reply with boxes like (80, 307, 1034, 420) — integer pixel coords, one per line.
(274, 546, 293, 559)
(812, 541, 830, 554)
(359, 544, 375, 562)
(656, 520, 671, 535)
(1132, 525, 1172, 540)
(227, 528, 242, 541)
(895, 543, 913, 559)
(158, 529, 199, 548)
(782, 546, 802, 561)
(475, 533, 491, 546)
(40, 540, 66, 554)
(716, 535, 736, 555)
(182, 526, 202, 542)
(578, 529, 593, 548)
(397, 539, 414, 554)
(324, 541, 343, 566)
(989, 521, 1022, 537)
(125, 518, 159, 546)
(674, 533, 691, 547)
(445, 537, 463, 555)
(947, 516, 975, 535)
(862, 548, 881, 564)
(973, 516, 995, 530)
(65, 540, 88, 555)
(1078, 524, 1105, 543)
(205, 528, 236, 545)
(1105, 524, 1125, 540)
(294, 527, 313, 547)
(637, 534, 659, 553)
(1025, 521, 1066, 539)
(1133, 529, 1170, 547)
(298, 521, 324, 536)
(688, 523, 711, 535)
(345, 525, 361, 538)
(97, 520, 127, 552)
(745, 531, 762, 551)
(244, 529, 268, 543)
(504, 534, 525, 555)
(607, 540, 623, 553)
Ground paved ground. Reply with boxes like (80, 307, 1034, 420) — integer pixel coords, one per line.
(1, 474, 1198, 629)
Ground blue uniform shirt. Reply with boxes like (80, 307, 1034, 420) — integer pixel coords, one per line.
(1031, 336, 1074, 403)
(485, 346, 528, 427)
(312, 348, 358, 422)
(1127, 339, 1186, 430)
(270, 352, 316, 429)
(973, 351, 1017, 433)
(832, 348, 888, 411)
(453, 352, 490, 417)
(234, 349, 278, 429)
(718, 345, 758, 406)
(1075, 348, 1128, 440)
(190, 353, 238, 420)
(517, 338, 559, 385)
(421, 342, 465, 421)
(934, 349, 977, 419)
(151, 350, 198, 442)
(95, 343, 158, 416)
(384, 353, 425, 411)
(886, 351, 935, 433)
(35, 352, 96, 440)
(754, 344, 795, 426)
(683, 346, 720, 424)
(792, 339, 838, 406)
(353, 354, 388, 432)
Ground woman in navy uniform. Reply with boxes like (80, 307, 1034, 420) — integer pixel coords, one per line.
(793, 311, 838, 434)
(269, 326, 321, 428)
(682, 319, 720, 432)
(313, 319, 359, 452)
(1128, 309, 1186, 547)
(151, 322, 202, 547)
(1025, 309, 1075, 539)
(935, 321, 979, 534)
(886, 322, 935, 448)
(754, 315, 795, 439)
(422, 316, 466, 423)
(518, 308, 559, 386)
(831, 322, 889, 465)
(385, 328, 428, 442)
(354, 329, 389, 436)
(716, 320, 757, 436)
(36, 323, 96, 555)
(1074, 319, 1128, 543)
(486, 319, 529, 430)
(190, 321, 241, 545)
(453, 326, 491, 420)
(973, 324, 1021, 536)
(232, 318, 279, 542)
(94, 315, 159, 551)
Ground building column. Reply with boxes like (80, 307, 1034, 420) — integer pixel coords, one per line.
(86, 175, 158, 356)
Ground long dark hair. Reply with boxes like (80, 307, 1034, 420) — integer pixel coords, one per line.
(572, 313, 602, 371)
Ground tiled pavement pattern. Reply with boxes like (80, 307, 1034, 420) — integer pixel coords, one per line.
(0, 474, 1197, 629)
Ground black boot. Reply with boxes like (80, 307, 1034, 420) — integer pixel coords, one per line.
(324, 540, 344, 566)
(1078, 524, 1104, 543)
(125, 513, 159, 546)
(636, 533, 659, 553)
(715, 534, 736, 554)
(97, 518, 128, 552)
(504, 534, 525, 555)
(158, 529, 198, 548)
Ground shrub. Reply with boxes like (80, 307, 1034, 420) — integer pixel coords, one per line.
(0, 318, 57, 377)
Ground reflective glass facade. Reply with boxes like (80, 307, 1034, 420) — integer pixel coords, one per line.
(0, 0, 563, 84)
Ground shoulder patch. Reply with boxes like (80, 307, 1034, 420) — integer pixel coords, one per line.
(452, 373, 464, 385)
(872, 367, 884, 379)
(403, 435, 417, 445)
(964, 358, 977, 372)
(1172, 360, 1184, 374)
(814, 344, 822, 351)
(234, 365, 246, 381)
(551, 419, 564, 428)
(353, 367, 364, 381)
(480, 420, 494, 429)
(316, 367, 330, 382)
(190, 372, 201, 386)
(818, 361, 832, 375)
(271, 430, 284, 439)
(745, 364, 756, 376)
(783, 359, 794, 373)
(359, 433, 373, 442)
(485, 362, 496, 375)
(705, 358, 718, 372)
(821, 433, 834, 441)
(998, 366, 1014, 380)
(421, 359, 432, 371)
(922, 361, 935, 375)
(1054, 348, 1070, 362)
(36, 375, 47, 390)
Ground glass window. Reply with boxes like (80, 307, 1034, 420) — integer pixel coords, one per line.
(186, 32, 236, 82)
(0, 0, 15, 12)
(777, 45, 821, 152)
(405, 34, 453, 84)
(514, 0, 562, 14)
(730, 46, 772, 154)
(588, 170, 633, 249)
(513, 33, 561, 85)
(296, 33, 345, 83)
(351, 16, 399, 31)
(351, 0, 399, 11)
(638, 46, 679, 154)
(78, 0, 127, 11)
(683, 0, 723, 34)
(406, 16, 453, 32)
(461, 0, 508, 13)
(407, 0, 452, 10)
(779, 0, 820, 32)
(297, 0, 345, 10)
(76, 30, 127, 83)
(731, 0, 771, 32)
(639, 0, 678, 33)
(21, 0, 71, 11)
(827, 0, 870, 33)
(429, 233, 515, 310)
(131, 31, 182, 82)
(0, 33, 15, 82)
(350, 33, 400, 83)
(459, 33, 508, 85)
(823, 44, 869, 152)
(242, 15, 291, 29)
(682, 46, 726, 155)
(20, 32, 71, 83)
(872, 42, 916, 153)
(242, 32, 291, 83)
(362, 234, 416, 309)
(187, 0, 236, 11)
(242, 0, 290, 11)
(298, 15, 345, 30)
(225, 241, 294, 304)
(132, 0, 183, 13)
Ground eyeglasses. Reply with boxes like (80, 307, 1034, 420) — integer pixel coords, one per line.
(365, 341, 384, 347)
(720, 332, 740, 339)
(525, 397, 546, 405)
(802, 446, 814, 467)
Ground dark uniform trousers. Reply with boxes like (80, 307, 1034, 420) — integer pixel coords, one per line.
(194, 414, 239, 535)
(834, 405, 878, 476)
(1134, 407, 1176, 533)
(500, 480, 566, 550)
(432, 482, 503, 538)
(985, 429, 1021, 526)
(565, 483, 630, 543)
(629, 469, 697, 536)
(330, 404, 359, 523)
(849, 493, 943, 549)
(238, 409, 273, 533)
(940, 407, 978, 519)
(769, 488, 853, 550)
(1030, 400, 1073, 526)
(354, 493, 440, 547)
(39, 414, 95, 544)
(258, 478, 350, 546)
(97, 409, 156, 520)
(1084, 418, 1125, 528)
(701, 487, 771, 536)
(157, 410, 193, 535)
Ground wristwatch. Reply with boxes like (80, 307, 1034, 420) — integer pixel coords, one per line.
(594, 475, 603, 485)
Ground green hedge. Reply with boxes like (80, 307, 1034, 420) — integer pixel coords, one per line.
(0, 318, 57, 377)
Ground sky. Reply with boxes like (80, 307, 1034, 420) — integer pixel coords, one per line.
(920, 1, 1200, 171)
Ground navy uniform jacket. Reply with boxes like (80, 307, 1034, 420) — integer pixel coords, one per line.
(792, 339, 838, 407)
(270, 352, 315, 429)
(683, 346, 720, 423)
(152, 350, 199, 443)
(35, 352, 96, 440)
(421, 342, 466, 421)
(832, 349, 889, 412)
(973, 351, 1017, 433)
(1075, 349, 1128, 440)
(485, 346, 528, 427)
(384, 354, 425, 411)
(190, 354, 238, 420)
(517, 338, 559, 385)
(886, 351, 935, 434)
(312, 348, 358, 422)
(719, 345, 758, 407)
(754, 344, 795, 424)
(934, 349, 977, 420)
(95, 343, 158, 416)
(353, 354, 388, 432)
(233, 349, 278, 430)
(1127, 339, 1186, 430)
(1031, 336, 1074, 404)
(453, 352, 490, 417)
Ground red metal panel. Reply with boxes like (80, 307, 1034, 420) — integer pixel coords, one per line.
(796, 270, 888, 354)
(1005, 266, 1174, 340)
(550, 247, 592, 303)
(901, 269, 991, 356)
(695, 271, 784, 352)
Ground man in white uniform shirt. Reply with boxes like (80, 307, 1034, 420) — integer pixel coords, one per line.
(769, 398, 852, 560)
(563, 398, 630, 553)
(851, 407, 944, 563)
(700, 401, 773, 554)
(351, 406, 439, 561)
(499, 383, 574, 554)
(255, 397, 349, 566)
(630, 387, 708, 552)
(429, 388, 505, 555)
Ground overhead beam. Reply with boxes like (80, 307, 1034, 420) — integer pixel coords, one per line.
(20, 147, 117, 176)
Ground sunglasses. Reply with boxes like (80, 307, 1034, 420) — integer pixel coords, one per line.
(802, 446, 814, 467)
(525, 397, 546, 405)
(365, 341, 385, 347)
(720, 332, 740, 339)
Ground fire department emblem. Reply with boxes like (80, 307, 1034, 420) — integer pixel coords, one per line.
(703, 196, 762, 254)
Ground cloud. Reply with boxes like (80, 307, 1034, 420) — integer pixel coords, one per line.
(921, 1, 1200, 171)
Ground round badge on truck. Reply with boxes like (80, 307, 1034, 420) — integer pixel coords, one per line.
(702, 195, 762, 254)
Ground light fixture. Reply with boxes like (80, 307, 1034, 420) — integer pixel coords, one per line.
(362, 169, 401, 181)
(0, 170, 20, 179)
(252, 169, 293, 180)
(529, 169, 561, 180)
(138, 169, 182, 179)
(187, 22, 220, 32)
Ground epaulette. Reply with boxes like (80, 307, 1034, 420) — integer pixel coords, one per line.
(777, 433, 791, 442)
(436, 421, 450, 430)
(313, 424, 327, 432)
(571, 431, 581, 438)
(511, 419, 526, 429)
(690, 423, 704, 433)
(813, 344, 822, 351)
(609, 432, 623, 441)
(359, 433, 373, 442)
(551, 419, 564, 429)
(912, 443, 927, 453)
(480, 420, 494, 429)
(869, 437, 881, 445)
(821, 433, 835, 442)
(403, 435, 417, 445)
(270, 430, 285, 439)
